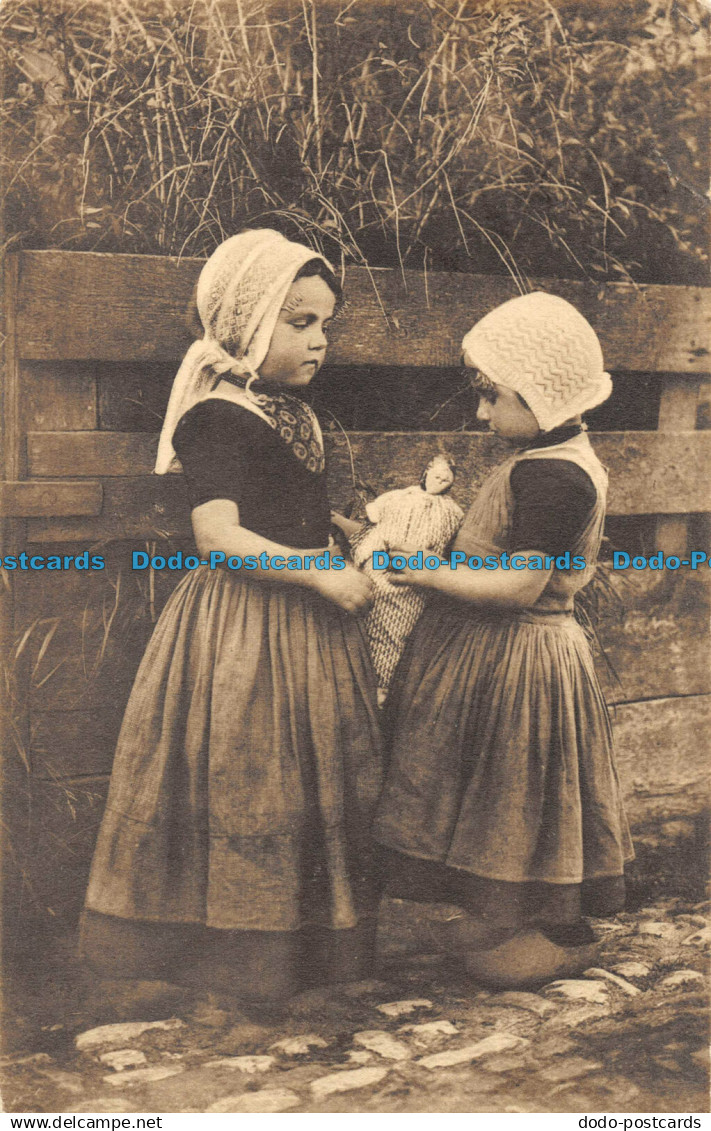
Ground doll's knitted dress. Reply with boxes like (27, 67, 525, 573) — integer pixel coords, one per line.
(350, 486, 463, 698)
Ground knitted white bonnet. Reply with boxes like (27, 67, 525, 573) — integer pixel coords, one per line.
(462, 291, 612, 432)
(155, 229, 333, 474)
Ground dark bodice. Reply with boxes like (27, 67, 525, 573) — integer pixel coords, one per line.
(172, 398, 331, 548)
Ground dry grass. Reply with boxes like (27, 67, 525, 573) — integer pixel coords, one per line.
(0, 0, 707, 282)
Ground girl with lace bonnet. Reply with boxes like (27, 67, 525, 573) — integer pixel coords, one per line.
(80, 230, 383, 1005)
(374, 292, 634, 989)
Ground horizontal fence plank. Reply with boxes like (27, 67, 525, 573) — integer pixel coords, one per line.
(613, 694, 710, 828)
(28, 431, 156, 477)
(22, 363, 97, 431)
(0, 480, 102, 518)
(27, 476, 189, 544)
(12, 251, 711, 373)
(326, 432, 711, 518)
(26, 430, 711, 517)
(598, 574, 710, 705)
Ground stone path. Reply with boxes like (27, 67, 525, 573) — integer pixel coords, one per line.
(2, 897, 709, 1114)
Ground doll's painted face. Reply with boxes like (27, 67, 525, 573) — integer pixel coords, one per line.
(259, 275, 336, 387)
(423, 456, 454, 495)
(470, 370, 540, 445)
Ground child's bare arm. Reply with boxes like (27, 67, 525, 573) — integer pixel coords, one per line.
(192, 498, 372, 614)
(330, 510, 363, 539)
(388, 550, 552, 610)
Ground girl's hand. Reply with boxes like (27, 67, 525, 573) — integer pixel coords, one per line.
(311, 562, 373, 614)
(330, 510, 363, 539)
(388, 565, 436, 589)
(386, 542, 426, 558)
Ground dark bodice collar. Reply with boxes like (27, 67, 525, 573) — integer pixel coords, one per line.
(523, 423, 586, 452)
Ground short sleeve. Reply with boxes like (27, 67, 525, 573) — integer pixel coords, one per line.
(509, 459, 597, 556)
(172, 400, 255, 510)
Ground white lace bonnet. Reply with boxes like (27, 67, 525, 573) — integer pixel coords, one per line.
(462, 291, 612, 432)
(155, 229, 333, 474)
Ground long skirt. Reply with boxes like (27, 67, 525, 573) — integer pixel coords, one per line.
(373, 601, 634, 929)
(81, 566, 383, 995)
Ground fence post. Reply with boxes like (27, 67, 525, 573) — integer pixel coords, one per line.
(655, 374, 700, 556)
(1, 252, 31, 948)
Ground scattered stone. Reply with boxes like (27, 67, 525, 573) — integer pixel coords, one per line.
(310, 1066, 389, 1098)
(611, 961, 651, 980)
(691, 1048, 709, 1069)
(0, 1052, 53, 1068)
(418, 1033, 529, 1069)
(637, 922, 680, 940)
(347, 1050, 374, 1065)
(588, 919, 627, 935)
(675, 914, 708, 929)
(492, 991, 559, 1016)
(540, 1057, 603, 1084)
(220, 1021, 276, 1051)
(582, 968, 641, 997)
(653, 1055, 683, 1074)
(658, 970, 706, 990)
(534, 1036, 577, 1058)
(208, 1089, 300, 1113)
(657, 953, 689, 971)
(68, 1100, 138, 1114)
(543, 980, 609, 1005)
(639, 990, 708, 1022)
(75, 1018, 184, 1051)
(98, 1049, 148, 1072)
(481, 1055, 529, 1073)
(636, 899, 682, 916)
(545, 1005, 610, 1029)
(187, 1002, 231, 1030)
(103, 1065, 184, 1088)
(36, 1068, 84, 1095)
(353, 1030, 411, 1061)
(398, 1020, 459, 1046)
(659, 820, 697, 843)
(600, 1081, 641, 1104)
(682, 927, 711, 948)
(488, 1007, 540, 1039)
(289, 987, 339, 1013)
(270, 1034, 329, 1056)
(403, 952, 447, 968)
(340, 980, 391, 998)
(376, 999, 433, 1018)
(202, 1055, 275, 1074)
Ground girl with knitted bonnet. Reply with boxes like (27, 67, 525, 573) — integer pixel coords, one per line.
(80, 230, 382, 1007)
(373, 292, 634, 989)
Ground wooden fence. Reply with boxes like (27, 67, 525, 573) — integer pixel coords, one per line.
(2, 251, 710, 938)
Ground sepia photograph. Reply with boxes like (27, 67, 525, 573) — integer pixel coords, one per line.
(0, 0, 709, 1117)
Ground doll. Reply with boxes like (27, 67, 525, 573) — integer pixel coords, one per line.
(345, 456, 463, 704)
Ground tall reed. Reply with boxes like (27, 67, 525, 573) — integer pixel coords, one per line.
(0, 0, 707, 283)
